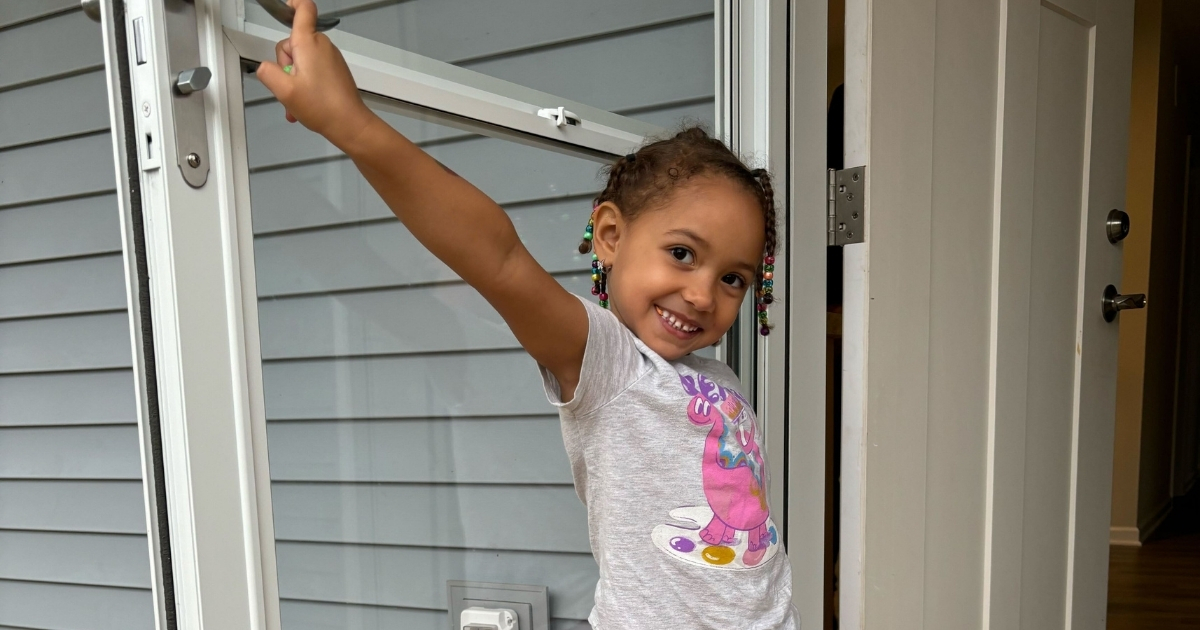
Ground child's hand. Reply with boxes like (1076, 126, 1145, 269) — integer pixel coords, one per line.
(256, 0, 376, 149)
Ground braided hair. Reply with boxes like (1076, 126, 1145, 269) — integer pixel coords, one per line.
(579, 126, 779, 313)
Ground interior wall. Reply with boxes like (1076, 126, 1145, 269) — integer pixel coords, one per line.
(1138, 0, 1189, 533)
(1111, 0, 1199, 544)
(1111, 0, 1159, 543)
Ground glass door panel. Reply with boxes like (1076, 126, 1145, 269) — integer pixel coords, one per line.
(243, 0, 716, 129)
(243, 74, 714, 628)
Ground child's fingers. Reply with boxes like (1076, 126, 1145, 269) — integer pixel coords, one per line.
(255, 60, 291, 99)
(275, 39, 294, 68)
(289, 0, 319, 38)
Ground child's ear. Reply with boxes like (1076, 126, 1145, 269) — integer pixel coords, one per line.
(591, 201, 625, 262)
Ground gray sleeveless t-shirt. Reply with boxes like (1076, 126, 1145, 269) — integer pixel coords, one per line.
(539, 297, 800, 629)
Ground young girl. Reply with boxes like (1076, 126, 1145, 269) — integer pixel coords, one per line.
(258, 2, 798, 627)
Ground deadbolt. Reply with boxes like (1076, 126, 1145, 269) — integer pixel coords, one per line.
(1107, 209, 1130, 243)
(1102, 284, 1146, 322)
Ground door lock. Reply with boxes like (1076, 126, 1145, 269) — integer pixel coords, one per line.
(1106, 209, 1131, 243)
(1102, 284, 1146, 322)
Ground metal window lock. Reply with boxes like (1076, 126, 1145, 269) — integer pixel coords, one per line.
(461, 607, 517, 630)
(175, 67, 211, 95)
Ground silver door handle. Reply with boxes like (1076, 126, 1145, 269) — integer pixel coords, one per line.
(255, 0, 340, 31)
(1102, 285, 1146, 322)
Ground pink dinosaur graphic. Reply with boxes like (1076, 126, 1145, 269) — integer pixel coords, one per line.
(680, 374, 772, 554)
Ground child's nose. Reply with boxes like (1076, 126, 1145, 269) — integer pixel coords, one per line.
(682, 283, 716, 312)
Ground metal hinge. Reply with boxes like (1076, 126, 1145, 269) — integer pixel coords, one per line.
(828, 166, 866, 246)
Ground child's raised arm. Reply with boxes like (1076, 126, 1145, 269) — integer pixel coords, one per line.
(256, 0, 588, 395)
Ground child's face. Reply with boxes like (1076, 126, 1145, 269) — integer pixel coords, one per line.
(592, 177, 765, 361)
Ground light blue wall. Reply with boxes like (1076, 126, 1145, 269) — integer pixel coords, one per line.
(0, 4, 154, 628)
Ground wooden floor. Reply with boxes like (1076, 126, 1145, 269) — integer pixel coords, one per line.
(1107, 485, 1200, 629)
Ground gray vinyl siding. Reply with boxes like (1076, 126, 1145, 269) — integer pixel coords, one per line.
(0, 6, 153, 630)
(245, 1, 714, 628)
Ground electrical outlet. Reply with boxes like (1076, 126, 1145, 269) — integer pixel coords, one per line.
(447, 581, 549, 630)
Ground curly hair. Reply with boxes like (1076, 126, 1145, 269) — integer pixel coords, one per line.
(579, 126, 779, 314)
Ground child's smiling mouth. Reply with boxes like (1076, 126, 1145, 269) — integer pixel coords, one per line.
(655, 305, 703, 339)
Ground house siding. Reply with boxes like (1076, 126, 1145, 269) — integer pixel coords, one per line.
(0, 5, 153, 629)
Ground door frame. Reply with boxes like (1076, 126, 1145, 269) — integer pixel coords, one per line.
(102, 0, 828, 626)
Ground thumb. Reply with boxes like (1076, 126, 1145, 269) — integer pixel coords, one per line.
(256, 60, 291, 100)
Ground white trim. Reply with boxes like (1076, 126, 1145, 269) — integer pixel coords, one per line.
(1108, 526, 1141, 546)
(217, 29, 283, 630)
(1062, 21, 1099, 630)
(787, 0, 831, 623)
(840, 0, 870, 626)
(215, 29, 276, 630)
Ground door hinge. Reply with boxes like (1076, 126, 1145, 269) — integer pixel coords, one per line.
(828, 166, 865, 246)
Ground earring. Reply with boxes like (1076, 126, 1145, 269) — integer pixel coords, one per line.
(757, 255, 774, 336)
(591, 254, 610, 309)
(585, 215, 610, 308)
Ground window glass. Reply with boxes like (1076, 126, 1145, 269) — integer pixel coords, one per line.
(243, 76, 718, 627)
(245, 0, 716, 130)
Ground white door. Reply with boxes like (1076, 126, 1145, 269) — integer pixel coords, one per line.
(97, 0, 830, 627)
(839, 0, 1134, 627)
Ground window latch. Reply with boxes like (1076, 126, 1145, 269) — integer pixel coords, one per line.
(537, 106, 581, 127)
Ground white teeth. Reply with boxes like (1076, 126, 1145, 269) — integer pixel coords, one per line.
(657, 306, 698, 333)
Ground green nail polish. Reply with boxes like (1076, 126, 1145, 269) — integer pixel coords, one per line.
(283, 64, 293, 74)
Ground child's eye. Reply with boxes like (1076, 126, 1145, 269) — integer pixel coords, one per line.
(722, 274, 746, 288)
(670, 247, 695, 264)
